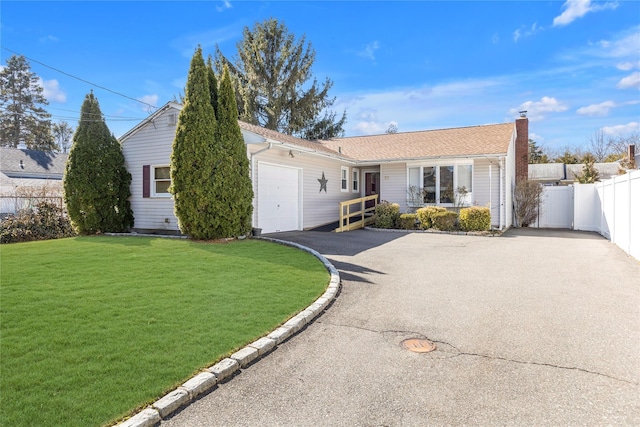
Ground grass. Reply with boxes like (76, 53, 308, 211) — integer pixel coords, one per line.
(0, 236, 329, 427)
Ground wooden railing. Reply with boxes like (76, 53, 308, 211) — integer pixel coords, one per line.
(335, 194, 379, 232)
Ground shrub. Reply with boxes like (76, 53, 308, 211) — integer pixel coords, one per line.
(397, 213, 417, 230)
(373, 202, 400, 229)
(514, 180, 543, 227)
(430, 210, 458, 231)
(416, 206, 447, 229)
(1, 201, 76, 244)
(459, 206, 491, 231)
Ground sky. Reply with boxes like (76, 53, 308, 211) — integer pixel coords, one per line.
(1, 0, 639, 153)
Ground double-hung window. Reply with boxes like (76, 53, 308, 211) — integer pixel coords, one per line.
(153, 166, 171, 197)
(340, 166, 349, 192)
(352, 168, 360, 193)
(407, 163, 473, 206)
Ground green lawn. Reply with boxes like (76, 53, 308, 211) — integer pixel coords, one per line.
(0, 236, 329, 427)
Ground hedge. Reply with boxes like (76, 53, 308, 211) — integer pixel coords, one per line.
(459, 206, 491, 231)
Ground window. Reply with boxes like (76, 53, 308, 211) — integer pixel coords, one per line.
(352, 168, 360, 193)
(153, 166, 171, 197)
(407, 164, 473, 206)
(341, 166, 349, 192)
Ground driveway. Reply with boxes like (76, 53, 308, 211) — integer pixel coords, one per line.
(163, 228, 639, 426)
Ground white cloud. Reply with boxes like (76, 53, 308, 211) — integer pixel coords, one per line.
(138, 94, 159, 110)
(358, 41, 379, 61)
(492, 33, 499, 44)
(39, 78, 66, 103)
(510, 96, 569, 121)
(616, 71, 640, 89)
(616, 61, 639, 71)
(576, 100, 616, 116)
(216, 0, 231, 12)
(39, 35, 59, 43)
(170, 26, 238, 57)
(553, 0, 618, 27)
(513, 22, 542, 42)
(529, 132, 544, 142)
(601, 121, 639, 136)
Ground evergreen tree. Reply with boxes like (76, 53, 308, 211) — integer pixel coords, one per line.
(206, 56, 219, 119)
(528, 139, 549, 164)
(63, 92, 133, 234)
(0, 55, 55, 150)
(215, 18, 346, 140)
(170, 47, 219, 239)
(574, 154, 600, 183)
(210, 65, 254, 238)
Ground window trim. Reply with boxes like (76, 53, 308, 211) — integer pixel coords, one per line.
(351, 168, 360, 193)
(151, 165, 172, 198)
(340, 166, 349, 192)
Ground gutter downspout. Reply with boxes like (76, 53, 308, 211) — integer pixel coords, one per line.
(499, 157, 505, 230)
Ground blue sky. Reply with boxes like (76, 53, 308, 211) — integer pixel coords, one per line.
(2, 0, 639, 153)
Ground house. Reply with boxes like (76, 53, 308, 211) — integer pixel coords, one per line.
(120, 102, 528, 234)
(0, 147, 67, 215)
(528, 162, 622, 186)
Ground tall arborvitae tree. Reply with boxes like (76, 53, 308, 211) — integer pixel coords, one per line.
(215, 18, 346, 140)
(209, 65, 254, 237)
(63, 92, 133, 233)
(206, 55, 219, 119)
(0, 55, 55, 150)
(170, 47, 219, 239)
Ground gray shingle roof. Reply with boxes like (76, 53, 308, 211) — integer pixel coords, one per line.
(0, 147, 67, 179)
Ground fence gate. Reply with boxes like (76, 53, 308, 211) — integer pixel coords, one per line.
(534, 186, 574, 229)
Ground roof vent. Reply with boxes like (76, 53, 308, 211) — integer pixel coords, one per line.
(167, 113, 177, 126)
(19, 160, 24, 169)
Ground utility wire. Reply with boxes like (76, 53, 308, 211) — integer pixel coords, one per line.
(1, 46, 159, 112)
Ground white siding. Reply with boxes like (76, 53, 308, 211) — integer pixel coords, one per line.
(472, 158, 502, 227)
(121, 107, 180, 232)
(504, 133, 516, 228)
(380, 163, 407, 212)
(249, 145, 354, 229)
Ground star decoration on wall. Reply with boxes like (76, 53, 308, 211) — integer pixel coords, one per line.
(318, 172, 328, 193)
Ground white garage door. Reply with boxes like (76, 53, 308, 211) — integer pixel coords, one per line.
(257, 163, 301, 233)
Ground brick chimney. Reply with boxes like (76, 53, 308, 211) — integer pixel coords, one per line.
(515, 112, 529, 184)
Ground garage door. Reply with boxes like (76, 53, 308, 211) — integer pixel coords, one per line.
(257, 163, 301, 233)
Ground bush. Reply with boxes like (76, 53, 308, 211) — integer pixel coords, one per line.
(397, 213, 417, 230)
(459, 206, 491, 231)
(373, 202, 400, 229)
(430, 210, 458, 231)
(416, 206, 447, 229)
(514, 180, 543, 227)
(1, 201, 76, 244)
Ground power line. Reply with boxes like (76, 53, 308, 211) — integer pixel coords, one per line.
(1, 46, 159, 112)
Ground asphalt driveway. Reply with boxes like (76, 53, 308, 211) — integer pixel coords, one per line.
(163, 228, 639, 426)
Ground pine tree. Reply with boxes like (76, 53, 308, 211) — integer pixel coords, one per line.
(63, 92, 133, 234)
(0, 55, 55, 150)
(210, 65, 254, 238)
(574, 154, 600, 183)
(215, 18, 346, 140)
(170, 47, 219, 239)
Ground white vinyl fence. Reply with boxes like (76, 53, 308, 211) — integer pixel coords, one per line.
(574, 170, 639, 260)
(534, 186, 574, 229)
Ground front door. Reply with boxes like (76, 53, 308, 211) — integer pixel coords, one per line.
(364, 172, 380, 209)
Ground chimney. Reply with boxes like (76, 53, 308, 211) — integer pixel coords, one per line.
(515, 111, 529, 184)
(628, 144, 636, 169)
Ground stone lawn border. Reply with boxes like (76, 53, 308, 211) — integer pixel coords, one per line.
(114, 236, 340, 427)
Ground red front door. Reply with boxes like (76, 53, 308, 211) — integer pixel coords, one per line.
(365, 172, 380, 209)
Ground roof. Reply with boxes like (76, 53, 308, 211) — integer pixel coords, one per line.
(238, 121, 351, 159)
(320, 123, 515, 161)
(529, 162, 622, 182)
(0, 147, 67, 179)
(120, 102, 518, 163)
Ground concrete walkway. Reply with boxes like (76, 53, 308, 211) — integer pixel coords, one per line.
(162, 228, 639, 426)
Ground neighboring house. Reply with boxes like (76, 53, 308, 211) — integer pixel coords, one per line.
(529, 162, 622, 186)
(120, 102, 528, 234)
(0, 147, 67, 214)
